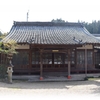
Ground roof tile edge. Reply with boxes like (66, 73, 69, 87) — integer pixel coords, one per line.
(13, 21, 83, 27)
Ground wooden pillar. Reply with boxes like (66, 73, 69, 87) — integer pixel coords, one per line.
(68, 49, 71, 79)
(29, 44, 32, 74)
(85, 48, 87, 77)
(93, 45, 95, 68)
(40, 49, 43, 80)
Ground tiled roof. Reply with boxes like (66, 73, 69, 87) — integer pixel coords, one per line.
(2, 21, 100, 45)
(92, 34, 100, 37)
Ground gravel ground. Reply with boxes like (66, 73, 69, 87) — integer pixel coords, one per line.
(0, 79, 100, 100)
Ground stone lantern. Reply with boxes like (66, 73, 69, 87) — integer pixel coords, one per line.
(7, 53, 14, 83)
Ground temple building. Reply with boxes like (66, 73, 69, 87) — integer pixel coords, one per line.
(1, 21, 100, 79)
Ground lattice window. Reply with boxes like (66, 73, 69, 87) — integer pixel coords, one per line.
(87, 51, 93, 64)
(32, 52, 39, 64)
(12, 51, 29, 65)
(43, 53, 52, 64)
(95, 52, 100, 64)
(77, 51, 85, 64)
(71, 51, 75, 64)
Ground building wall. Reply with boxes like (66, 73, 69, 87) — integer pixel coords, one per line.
(17, 44, 93, 50)
(77, 44, 93, 49)
(17, 44, 29, 49)
(11, 44, 100, 74)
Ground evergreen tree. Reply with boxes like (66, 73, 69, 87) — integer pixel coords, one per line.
(51, 18, 66, 23)
(83, 20, 100, 34)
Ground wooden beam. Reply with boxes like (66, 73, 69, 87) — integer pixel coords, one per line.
(31, 44, 82, 49)
(31, 49, 75, 53)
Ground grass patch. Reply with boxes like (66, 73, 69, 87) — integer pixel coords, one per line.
(88, 77, 100, 81)
(84, 76, 100, 81)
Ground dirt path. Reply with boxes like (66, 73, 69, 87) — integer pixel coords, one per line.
(0, 80, 100, 100)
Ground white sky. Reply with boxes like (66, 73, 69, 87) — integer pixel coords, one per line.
(0, 0, 100, 33)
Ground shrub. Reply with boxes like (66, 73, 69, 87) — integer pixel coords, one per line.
(0, 64, 7, 79)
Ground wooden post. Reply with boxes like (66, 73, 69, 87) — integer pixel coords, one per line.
(93, 45, 95, 69)
(40, 49, 43, 80)
(85, 48, 87, 77)
(67, 49, 71, 79)
(29, 44, 32, 74)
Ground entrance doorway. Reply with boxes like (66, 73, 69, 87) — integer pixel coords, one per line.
(32, 50, 75, 73)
